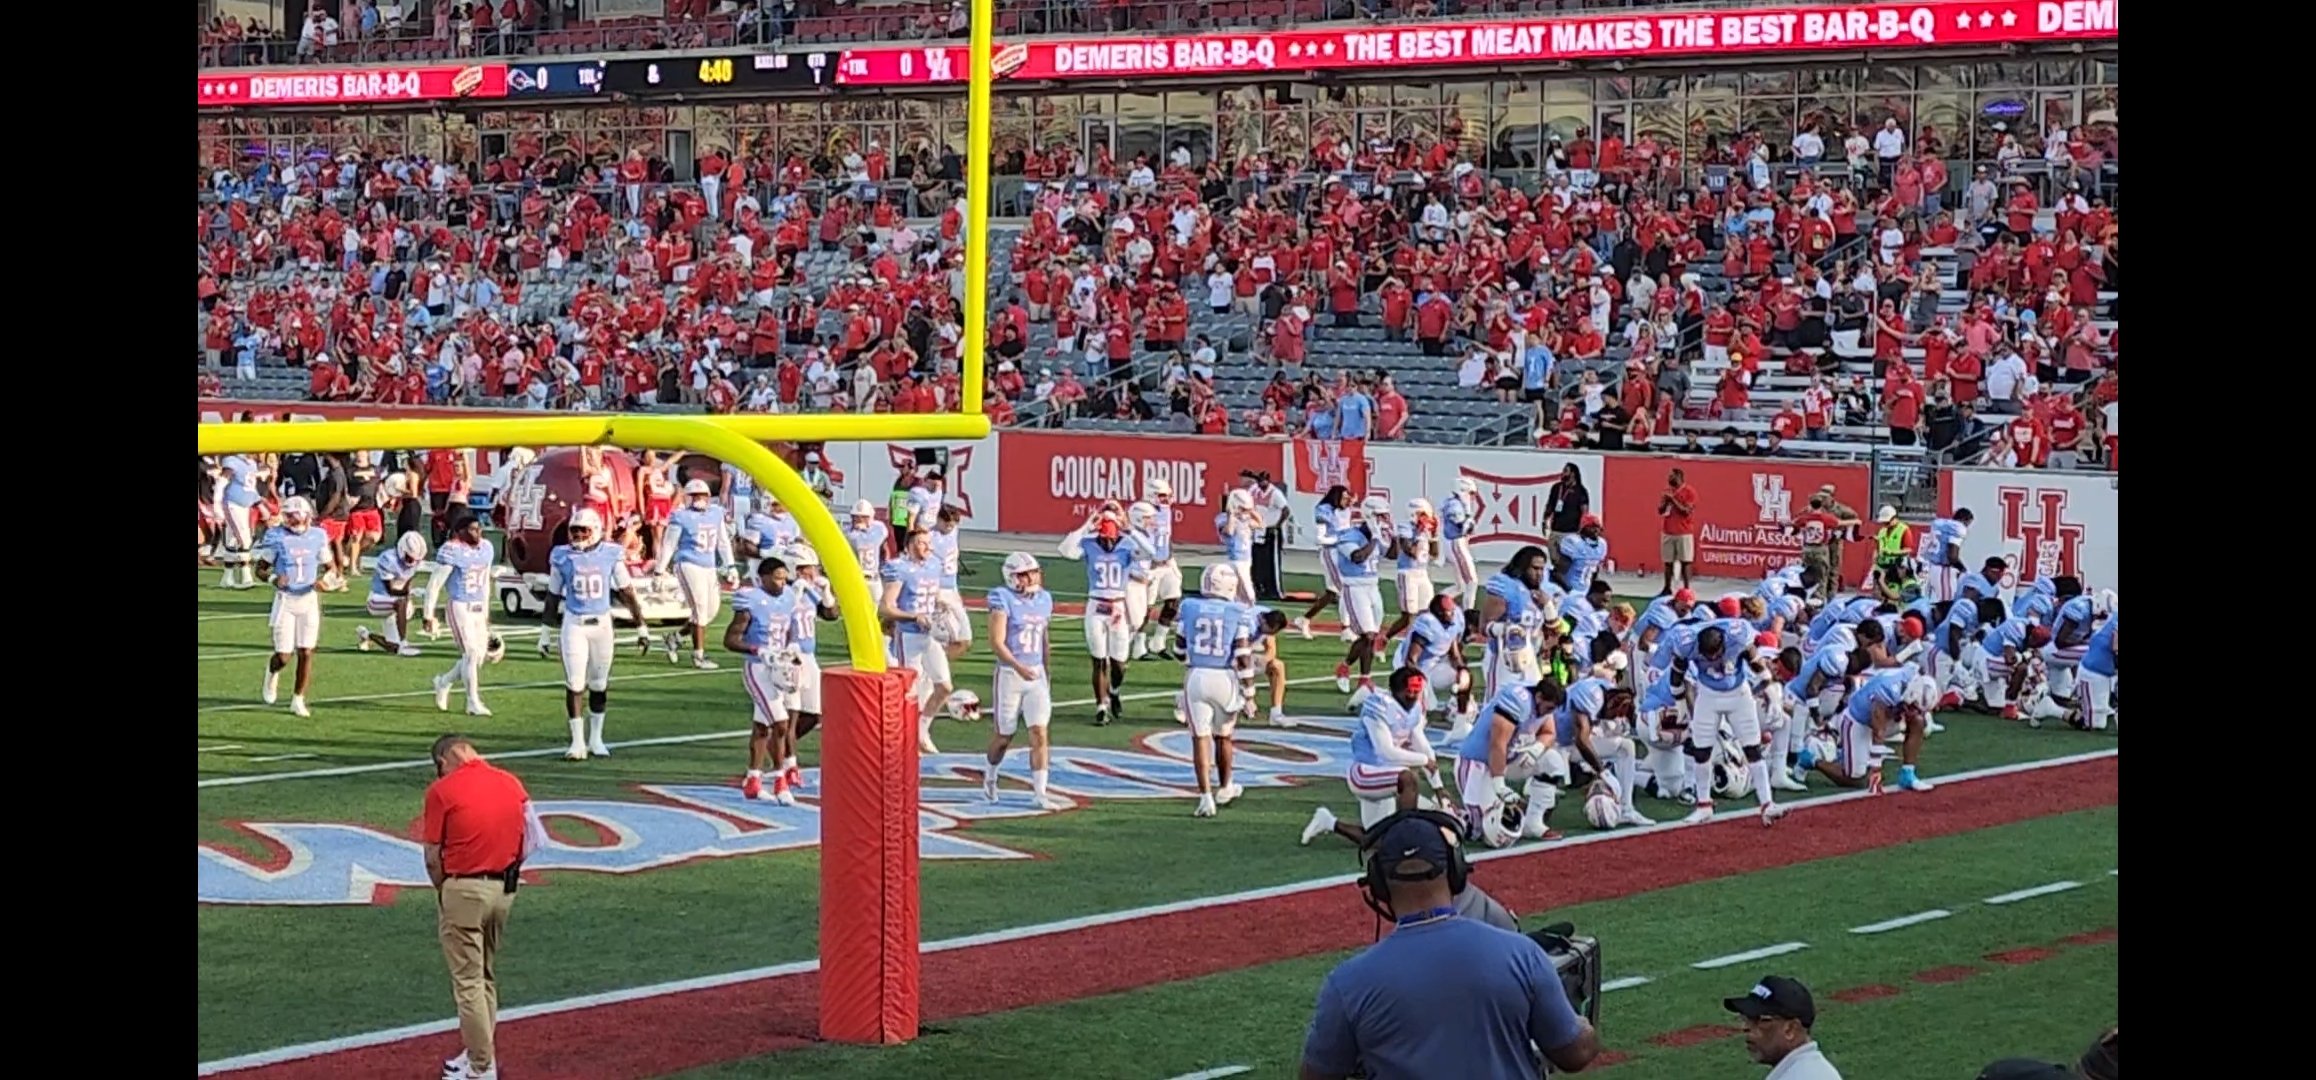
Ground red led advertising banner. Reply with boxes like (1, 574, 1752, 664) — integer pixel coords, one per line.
(197, 63, 509, 107)
(836, 0, 2115, 86)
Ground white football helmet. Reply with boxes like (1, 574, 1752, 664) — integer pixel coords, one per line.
(1406, 497, 1435, 518)
(1002, 551, 1042, 591)
(485, 634, 507, 665)
(683, 478, 713, 497)
(1225, 488, 1254, 512)
(1582, 780, 1620, 829)
(2092, 589, 2118, 617)
(281, 496, 314, 523)
(568, 507, 605, 543)
(942, 689, 982, 722)
(1903, 675, 1940, 711)
(851, 499, 877, 519)
(1713, 738, 1753, 798)
(786, 544, 822, 569)
(1128, 501, 1158, 530)
(1453, 476, 1480, 496)
(1360, 494, 1391, 518)
(1200, 562, 1241, 599)
(1145, 477, 1174, 502)
(396, 532, 430, 563)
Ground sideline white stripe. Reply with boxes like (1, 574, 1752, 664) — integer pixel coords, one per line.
(1691, 942, 1808, 970)
(194, 748, 2117, 1076)
(198, 612, 271, 622)
(199, 650, 280, 662)
(1160, 1068, 1252, 1080)
(197, 744, 246, 754)
(246, 754, 318, 763)
(1849, 910, 1951, 935)
(198, 675, 1342, 788)
(198, 666, 732, 716)
(1600, 976, 1653, 993)
(1984, 880, 2083, 906)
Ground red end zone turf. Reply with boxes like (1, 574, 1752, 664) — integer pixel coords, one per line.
(218, 755, 2118, 1080)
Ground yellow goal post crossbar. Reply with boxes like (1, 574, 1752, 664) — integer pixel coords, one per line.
(196, 413, 984, 674)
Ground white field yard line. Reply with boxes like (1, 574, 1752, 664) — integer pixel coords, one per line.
(1691, 941, 1809, 969)
(1160, 1068, 1253, 1080)
(1850, 910, 1953, 935)
(1984, 880, 2084, 905)
(195, 748, 2119, 1076)
(198, 674, 1345, 788)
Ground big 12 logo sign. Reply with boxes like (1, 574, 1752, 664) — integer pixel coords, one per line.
(1460, 466, 1560, 545)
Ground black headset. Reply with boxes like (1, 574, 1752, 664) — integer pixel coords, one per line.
(1356, 808, 1473, 921)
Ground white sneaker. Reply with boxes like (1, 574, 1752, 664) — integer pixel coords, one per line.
(290, 696, 310, 718)
(1130, 637, 1149, 660)
(1771, 773, 1808, 793)
(261, 672, 279, 705)
(1680, 804, 1715, 824)
(433, 674, 454, 712)
(1339, 627, 1360, 643)
(1301, 806, 1338, 845)
(1269, 707, 1295, 728)
(773, 786, 798, 807)
(564, 744, 589, 761)
(589, 738, 611, 758)
(919, 736, 940, 755)
(1292, 616, 1313, 640)
(1760, 802, 1792, 827)
(693, 655, 718, 670)
(537, 633, 554, 658)
(664, 635, 682, 664)
(982, 771, 1001, 803)
(1618, 806, 1655, 827)
(466, 702, 493, 718)
(1216, 782, 1245, 806)
(1924, 718, 1947, 735)
(356, 626, 374, 652)
(441, 1051, 470, 1079)
(1036, 795, 1071, 811)
(397, 643, 424, 658)
(1194, 793, 1217, 818)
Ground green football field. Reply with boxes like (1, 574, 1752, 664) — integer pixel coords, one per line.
(196, 549, 2120, 1079)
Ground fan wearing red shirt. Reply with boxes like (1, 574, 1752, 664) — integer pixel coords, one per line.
(2044, 393, 2087, 469)
(1657, 468, 1699, 592)
(1881, 367, 1926, 446)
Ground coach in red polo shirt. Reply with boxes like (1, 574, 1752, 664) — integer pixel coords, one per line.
(1657, 467, 1700, 593)
(423, 735, 543, 1080)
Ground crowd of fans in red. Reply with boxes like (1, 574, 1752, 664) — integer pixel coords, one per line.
(200, 103, 2117, 470)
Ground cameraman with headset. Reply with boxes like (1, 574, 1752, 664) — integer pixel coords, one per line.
(1300, 811, 1604, 1079)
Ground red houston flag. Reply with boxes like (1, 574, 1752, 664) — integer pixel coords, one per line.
(1292, 438, 1368, 497)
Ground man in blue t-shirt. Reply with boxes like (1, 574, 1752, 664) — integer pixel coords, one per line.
(1299, 817, 1603, 1079)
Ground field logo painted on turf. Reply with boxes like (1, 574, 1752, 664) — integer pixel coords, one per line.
(197, 730, 1361, 906)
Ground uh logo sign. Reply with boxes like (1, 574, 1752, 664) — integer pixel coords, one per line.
(197, 731, 1364, 906)
(1996, 485, 2085, 585)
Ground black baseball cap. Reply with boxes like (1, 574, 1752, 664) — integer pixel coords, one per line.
(1366, 816, 1455, 881)
(1723, 975, 1816, 1028)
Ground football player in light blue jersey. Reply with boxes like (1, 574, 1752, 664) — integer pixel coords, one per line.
(1293, 485, 1353, 640)
(1559, 579, 1616, 666)
(773, 544, 840, 782)
(929, 507, 974, 659)
(1979, 614, 2056, 721)
(256, 496, 335, 716)
(1057, 503, 1153, 726)
(2076, 610, 2118, 731)
(1304, 666, 1447, 848)
(1124, 500, 1166, 661)
(1634, 663, 1695, 803)
(2016, 576, 2058, 627)
(1929, 597, 2005, 709)
(1557, 675, 1652, 828)
(1798, 664, 1938, 793)
(1552, 515, 1610, 595)
(1176, 563, 1255, 818)
(845, 499, 890, 589)
(545, 508, 652, 761)
(982, 552, 1067, 810)
(1956, 557, 2009, 604)
(357, 531, 433, 657)
(1754, 588, 1806, 645)
(658, 479, 735, 669)
(727, 556, 808, 804)
(882, 527, 955, 752)
(735, 497, 802, 578)
(1440, 476, 1483, 600)
(1626, 588, 1699, 683)
(1134, 477, 1187, 661)
(1668, 620, 1789, 826)
(2043, 578, 2099, 700)
(1757, 564, 1820, 607)
(1214, 487, 1259, 605)
(1478, 546, 1554, 703)
(1393, 593, 1474, 740)
(1386, 497, 1443, 644)
(1332, 495, 1395, 698)
(1453, 678, 1569, 847)
(424, 514, 503, 717)
(1916, 508, 1974, 603)
(722, 461, 758, 523)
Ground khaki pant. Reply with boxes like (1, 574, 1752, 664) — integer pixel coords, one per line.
(439, 876, 515, 1072)
(1803, 548, 1837, 602)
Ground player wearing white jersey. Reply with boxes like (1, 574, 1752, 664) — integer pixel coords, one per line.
(425, 515, 504, 716)
(845, 499, 889, 592)
(1293, 486, 1353, 640)
(1440, 476, 1483, 602)
(982, 553, 1068, 810)
(356, 532, 432, 657)
(217, 452, 276, 589)
(1177, 563, 1254, 818)
(544, 509, 653, 760)
(1214, 488, 1260, 605)
(1915, 509, 1974, 604)
(1123, 500, 1162, 659)
(1386, 497, 1442, 643)
(929, 507, 973, 659)
(256, 496, 334, 716)
(659, 480, 735, 669)
(1137, 478, 1186, 660)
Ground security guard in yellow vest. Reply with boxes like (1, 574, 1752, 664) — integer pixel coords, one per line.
(1873, 506, 1913, 581)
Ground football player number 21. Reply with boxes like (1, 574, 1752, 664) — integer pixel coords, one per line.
(1192, 617, 1229, 658)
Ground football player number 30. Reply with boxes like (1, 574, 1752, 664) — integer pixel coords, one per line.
(1094, 561, 1124, 591)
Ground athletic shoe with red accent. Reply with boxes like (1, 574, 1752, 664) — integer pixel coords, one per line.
(1867, 769, 1885, 795)
(1938, 690, 1964, 710)
(1535, 828, 1565, 841)
(783, 765, 804, 791)
(1760, 802, 1791, 827)
(742, 772, 764, 800)
(1335, 663, 1353, 693)
(2001, 705, 2020, 721)
(773, 776, 798, 806)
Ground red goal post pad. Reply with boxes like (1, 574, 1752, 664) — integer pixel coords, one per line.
(819, 665, 922, 1044)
